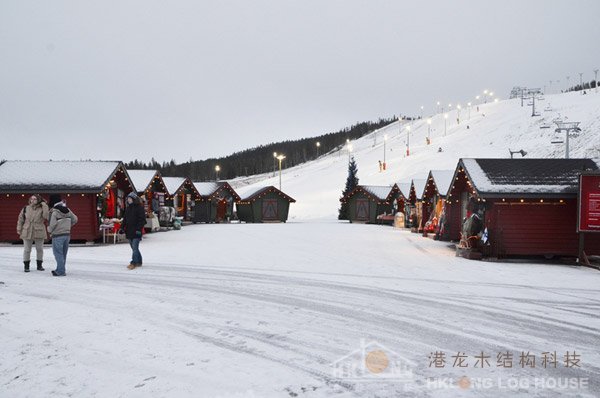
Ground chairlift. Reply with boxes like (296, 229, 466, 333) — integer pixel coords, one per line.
(551, 138, 564, 144)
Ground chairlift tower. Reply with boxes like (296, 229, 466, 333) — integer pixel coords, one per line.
(554, 121, 581, 159)
(524, 88, 543, 116)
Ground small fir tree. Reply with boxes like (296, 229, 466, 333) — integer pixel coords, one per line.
(338, 156, 359, 220)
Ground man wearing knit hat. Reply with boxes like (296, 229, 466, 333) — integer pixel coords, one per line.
(119, 192, 146, 270)
(48, 194, 78, 276)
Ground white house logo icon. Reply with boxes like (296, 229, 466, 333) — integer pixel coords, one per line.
(330, 339, 415, 383)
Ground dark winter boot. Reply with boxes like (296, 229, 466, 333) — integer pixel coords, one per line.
(36, 260, 45, 271)
(24, 261, 30, 273)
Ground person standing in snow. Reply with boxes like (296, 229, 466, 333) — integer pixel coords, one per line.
(16, 194, 49, 272)
(48, 195, 78, 277)
(120, 192, 146, 270)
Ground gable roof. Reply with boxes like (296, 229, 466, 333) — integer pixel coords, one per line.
(127, 170, 161, 193)
(395, 182, 412, 199)
(460, 158, 599, 197)
(427, 170, 455, 198)
(193, 181, 241, 201)
(411, 179, 427, 200)
(161, 177, 187, 196)
(361, 185, 396, 201)
(341, 184, 399, 203)
(237, 186, 296, 202)
(0, 161, 130, 193)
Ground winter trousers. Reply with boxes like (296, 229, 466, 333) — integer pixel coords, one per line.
(129, 238, 142, 265)
(52, 235, 70, 276)
(23, 239, 44, 262)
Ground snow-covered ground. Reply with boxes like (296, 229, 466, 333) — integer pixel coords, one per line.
(230, 91, 600, 220)
(2, 223, 599, 397)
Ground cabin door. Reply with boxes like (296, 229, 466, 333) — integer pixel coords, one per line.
(262, 199, 278, 220)
(216, 199, 227, 222)
(356, 199, 369, 221)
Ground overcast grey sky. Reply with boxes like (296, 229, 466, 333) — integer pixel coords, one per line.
(1, 1, 599, 163)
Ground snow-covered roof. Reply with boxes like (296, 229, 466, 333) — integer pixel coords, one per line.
(429, 170, 455, 197)
(237, 186, 296, 202)
(461, 158, 599, 196)
(193, 182, 220, 196)
(411, 179, 427, 200)
(127, 170, 159, 192)
(0, 160, 125, 192)
(361, 185, 395, 201)
(162, 177, 187, 195)
(194, 182, 241, 200)
(395, 182, 412, 198)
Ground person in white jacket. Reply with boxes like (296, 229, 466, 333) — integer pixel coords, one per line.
(48, 195, 78, 277)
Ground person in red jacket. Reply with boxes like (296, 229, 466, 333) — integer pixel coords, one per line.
(119, 192, 146, 270)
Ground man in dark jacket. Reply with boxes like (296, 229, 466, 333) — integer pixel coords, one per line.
(120, 192, 146, 270)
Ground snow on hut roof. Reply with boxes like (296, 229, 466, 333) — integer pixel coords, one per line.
(461, 158, 599, 196)
(411, 179, 427, 200)
(193, 182, 220, 196)
(429, 170, 455, 197)
(162, 177, 187, 195)
(194, 182, 241, 200)
(0, 160, 125, 192)
(127, 170, 160, 192)
(238, 186, 296, 202)
(395, 182, 412, 198)
(361, 185, 395, 201)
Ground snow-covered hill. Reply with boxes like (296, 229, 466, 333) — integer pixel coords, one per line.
(230, 91, 600, 220)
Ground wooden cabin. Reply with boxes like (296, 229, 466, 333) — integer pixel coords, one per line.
(193, 182, 241, 223)
(127, 170, 169, 215)
(340, 185, 401, 224)
(408, 178, 427, 231)
(162, 177, 201, 221)
(0, 161, 135, 242)
(236, 186, 295, 223)
(394, 182, 412, 227)
(445, 158, 600, 258)
(421, 170, 454, 236)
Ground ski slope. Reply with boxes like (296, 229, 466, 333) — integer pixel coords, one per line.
(230, 91, 600, 220)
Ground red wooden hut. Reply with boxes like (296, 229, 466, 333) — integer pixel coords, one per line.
(393, 182, 412, 227)
(421, 170, 454, 235)
(127, 170, 169, 215)
(0, 161, 135, 242)
(445, 158, 600, 258)
(408, 178, 427, 232)
(162, 177, 201, 221)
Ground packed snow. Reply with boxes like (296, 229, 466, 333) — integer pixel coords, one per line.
(1, 223, 599, 397)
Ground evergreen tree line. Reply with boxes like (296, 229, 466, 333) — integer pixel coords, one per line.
(125, 116, 399, 181)
(565, 80, 598, 93)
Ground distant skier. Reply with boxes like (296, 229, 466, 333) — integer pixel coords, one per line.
(378, 160, 383, 172)
(16, 194, 49, 272)
(48, 195, 78, 276)
(120, 192, 146, 270)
